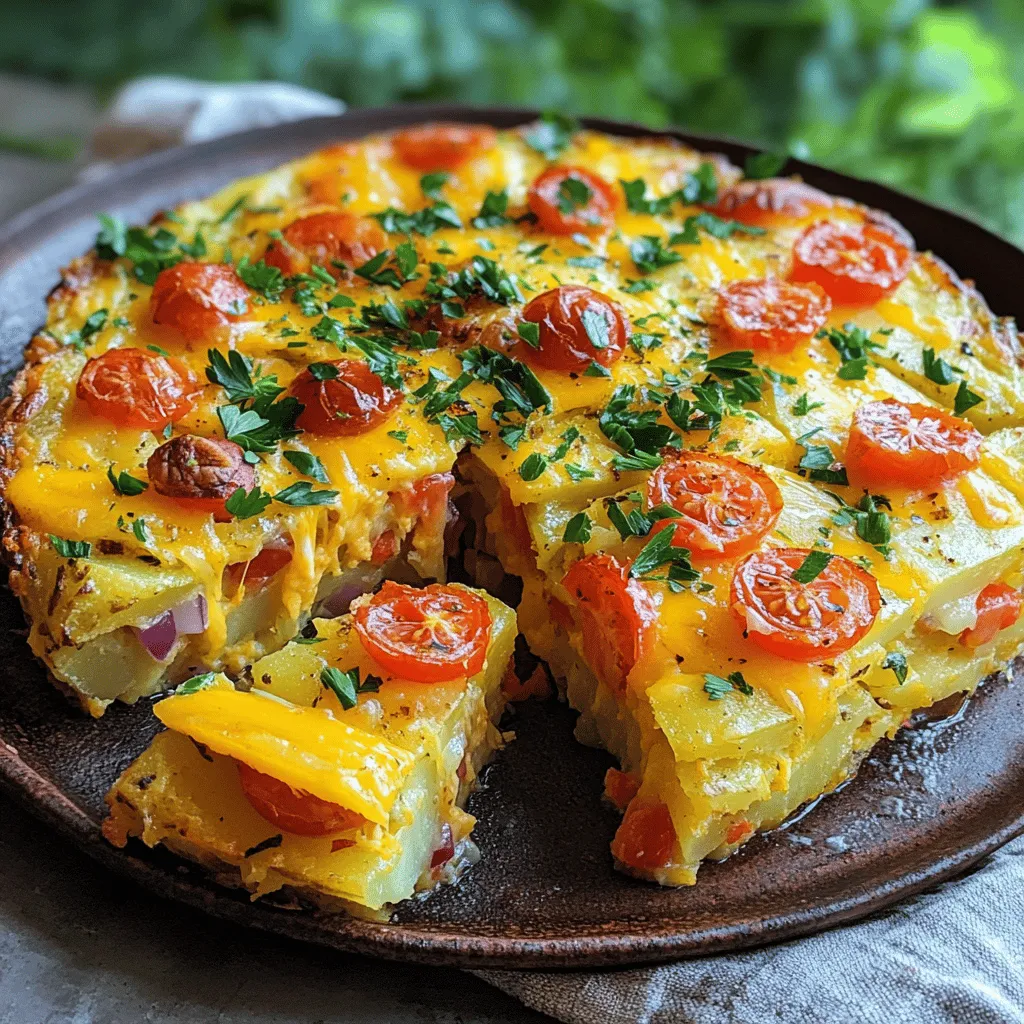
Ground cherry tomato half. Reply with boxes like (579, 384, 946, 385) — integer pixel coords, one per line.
(603, 767, 641, 812)
(959, 582, 1023, 648)
(560, 554, 658, 692)
(150, 262, 251, 342)
(845, 399, 982, 490)
(716, 277, 831, 354)
(520, 285, 630, 374)
(391, 472, 455, 530)
(353, 581, 492, 683)
(527, 166, 617, 235)
(711, 179, 833, 227)
(392, 123, 497, 171)
(237, 762, 365, 837)
(730, 548, 881, 662)
(791, 220, 912, 305)
(224, 541, 293, 594)
(646, 452, 783, 560)
(611, 802, 676, 871)
(291, 359, 402, 436)
(77, 348, 200, 429)
(147, 434, 255, 521)
(264, 212, 387, 278)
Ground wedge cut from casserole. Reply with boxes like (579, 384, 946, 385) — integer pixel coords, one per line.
(104, 584, 515, 912)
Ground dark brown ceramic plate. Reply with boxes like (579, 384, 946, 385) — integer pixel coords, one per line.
(2, 105, 1024, 970)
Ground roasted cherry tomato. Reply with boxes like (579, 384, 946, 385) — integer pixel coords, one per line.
(527, 166, 617, 235)
(77, 348, 200, 429)
(237, 762, 365, 837)
(353, 581, 492, 683)
(392, 122, 497, 171)
(147, 434, 255, 521)
(611, 802, 676, 871)
(790, 220, 912, 305)
(263, 212, 387, 278)
(711, 179, 832, 227)
(646, 452, 783, 559)
(730, 548, 881, 662)
(959, 582, 1023, 648)
(391, 472, 455, 530)
(150, 262, 251, 342)
(370, 529, 398, 564)
(560, 554, 657, 692)
(224, 541, 293, 593)
(520, 285, 630, 374)
(716, 277, 831, 354)
(603, 767, 641, 812)
(845, 399, 982, 490)
(291, 359, 402, 436)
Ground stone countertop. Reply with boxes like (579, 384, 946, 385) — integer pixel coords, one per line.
(0, 793, 546, 1023)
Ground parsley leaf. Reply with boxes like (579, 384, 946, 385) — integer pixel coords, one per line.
(235, 257, 284, 301)
(63, 308, 108, 351)
(954, 379, 983, 416)
(922, 347, 958, 386)
(373, 203, 462, 237)
(630, 235, 683, 275)
(703, 671, 754, 700)
(224, 486, 272, 519)
(524, 111, 579, 160)
(796, 428, 848, 485)
(563, 511, 593, 543)
(49, 535, 91, 559)
(354, 244, 419, 289)
(283, 450, 330, 483)
(519, 452, 548, 481)
(321, 665, 382, 710)
(274, 481, 339, 506)
(669, 211, 764, 245)
(472, 189, 510, 228)
(557, 175, 593, 216)
(792, 393, 824, 416)
(819, 323, 883, 380)
(680, 162, 719, 204)
(107, 465, 148, 496)
(629, 523, 700, 585)
(206, 348, 284, 406)
(791, 550, 833, 584)
(881, 651, 908, 685)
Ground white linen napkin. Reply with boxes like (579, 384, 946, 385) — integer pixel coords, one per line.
(68, 77, 1024, 1024)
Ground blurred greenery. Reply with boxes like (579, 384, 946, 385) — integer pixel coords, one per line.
(5, 0, 1024, 241)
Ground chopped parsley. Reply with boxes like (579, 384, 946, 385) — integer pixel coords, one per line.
(354, 243, 418, 289)
(796, 427, 848, 485)
(175, 673, 217, 695)
(881, 651, 909, 685)
(107, 466, 148, 496)
(373, 203, 461, 237)
(791, 549, 833, 584)
(629, 523, 700, 589)
(563, 511, 593, 543)
(224, 486, 272, 519)
(669, 212, 764, 245)
(321, 665, 382, 710)
(63, 308, 108, 351)
(630, 235, 683, 275)
(792, 393, 824, 416)
(49, 535, 91, 559)
(471, 189, 511, 229)
(425, 255, 523, 305)
(954, 379, 983, 416)
(235, 257, 284, 301)
(524, 111, 579, 160)
(274, 481, 339, 506)
(922, 347, 959, 386)
(282, 450, 330, 483)
(703, 671, 754, 700)
(819, 323, 883, 381)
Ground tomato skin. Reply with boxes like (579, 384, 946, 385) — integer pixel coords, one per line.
(846, 399, 982, 490)
(561, 554, 658, 692)
(392, 123, 497, 171)
(527, 166, 617, 235)
(520, 285, 630, 374)
(264, 212, 387, 277)
(711, 179, 832, 227)
(603, 767, 641, 812)
(611, 802, 676, 871)
(716, 278, 831, 354)
(646, 452, 783, 560)
(224, 541, 293, 593)
(291, 359, 402, 436)
(391, 472, 455, 530)
(150, 262, 251, 342)
(370, 529, 398, 564)
(960, 583, 1023, 648)
(236, 762, 365, 837)
(725, 819, 754, 845)
(730, 548, 881, 662)
(353, 581, 492, 683)
(77, 348, 200, 429)
(791, 220, 912, 305)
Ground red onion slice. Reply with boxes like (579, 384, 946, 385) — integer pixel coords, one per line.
(133, 594, 208, 662)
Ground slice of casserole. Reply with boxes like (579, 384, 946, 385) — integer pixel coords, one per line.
(104, 584, 515, 912)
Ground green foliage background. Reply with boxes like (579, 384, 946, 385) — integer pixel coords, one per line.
(7, 0, 1024, 242)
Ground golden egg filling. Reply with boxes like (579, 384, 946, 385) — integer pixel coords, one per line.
(4, 117, 1024, 906)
